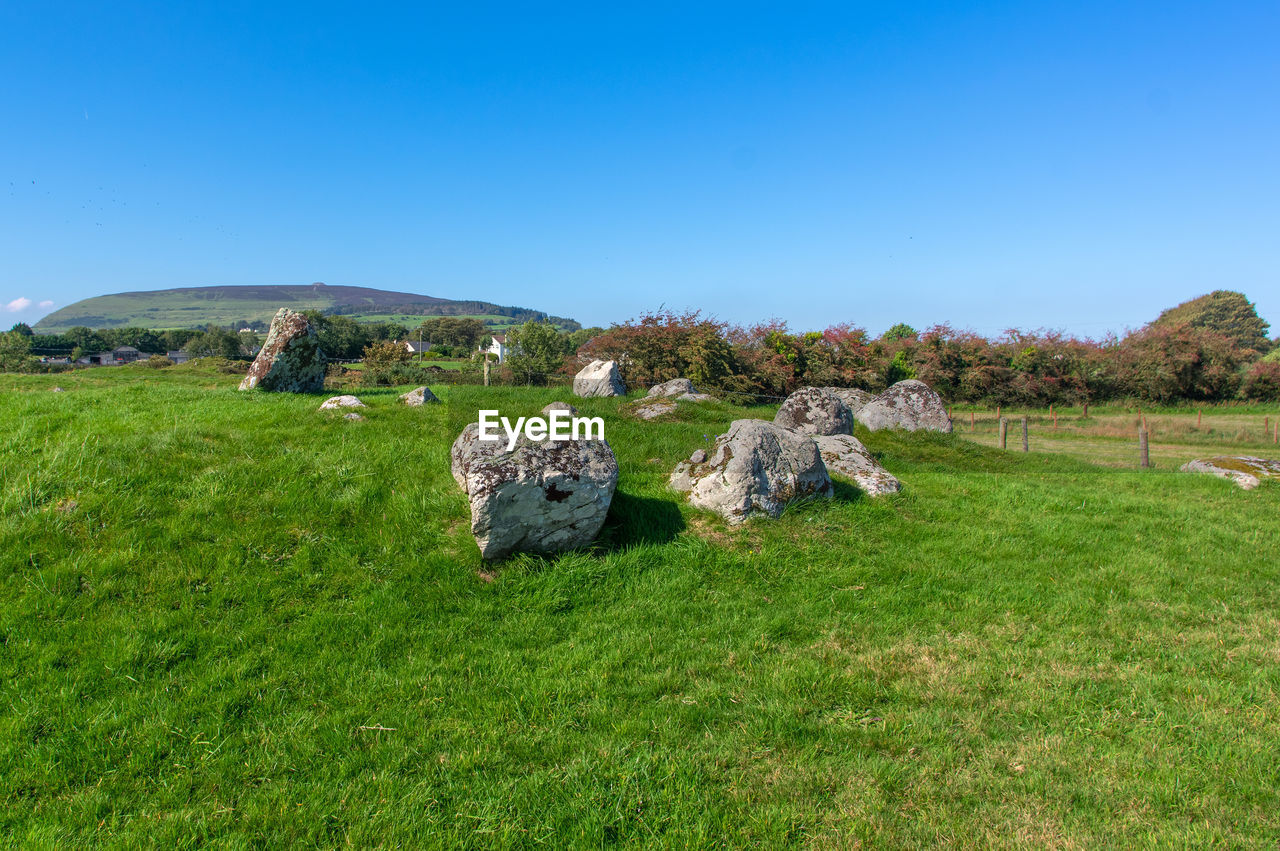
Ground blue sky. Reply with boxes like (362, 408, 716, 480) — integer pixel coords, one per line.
(2, 1, 1277, 336)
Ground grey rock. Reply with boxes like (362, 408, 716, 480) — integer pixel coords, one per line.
(677, 392, 717, 402)
(542, 401, 580, 416)
(774, 387, 853, 436)
(239, 308, 326, 393)
(1181, 456, 1280, 490)
(573, 359, 626, 398)
(822, 387, 873, 416)
(50, 386, 66, 393)
(669, 419, 832, 524)
(400, 386, 440, 406)
(343, 412, 365, 421)
(689, 449, 707, 464)
(812, 434, 902, 496)
(450, 421, 619, 560)
(632, 399, 676, 420)
(856, 380, 952, 433)
(647, 378, 696, 398)
(319, 395, 366, 411)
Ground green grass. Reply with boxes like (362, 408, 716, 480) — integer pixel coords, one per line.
(3, 368, 1279, 846)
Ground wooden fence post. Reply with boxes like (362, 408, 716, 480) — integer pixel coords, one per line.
(1083, 401, 1089, 419)
(1139, 428, 1150, 469)
(1021, 416, 1029, 452)
(483, 356, 490, 387)
(1197, 409, 1202, 428)
(970, 411, 975, 430)
(996, 405, 1001, 422)
(999, 417, 1008, 450)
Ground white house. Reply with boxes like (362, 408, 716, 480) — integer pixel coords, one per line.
(480, 334, 509, 364)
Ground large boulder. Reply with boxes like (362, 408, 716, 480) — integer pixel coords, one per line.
(647, 378, 696, 398)
(238, 308, 325, 393)
(1181, 456, 1280, 490)
(774, 387, 853, 436)
(670, 419, 832, 524)
(450, 422, 619, 560)
(823, 387, 874, 417)
(573, 360, 626, 398)
(400, 386, 439, 406)
(856, 380, 952, 433)
(812, 435, 901, 496)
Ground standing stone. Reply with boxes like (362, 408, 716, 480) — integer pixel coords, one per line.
(774, 387, 853, 436)
(669, 419, 832, 524)
(400, 386, 440, 406)
(238, 308, 325, 393)
(855, 380, 953, 433)
(573, 360, 626, 398)
(450, 422, 619, 560)
(812, 434, 902, 496)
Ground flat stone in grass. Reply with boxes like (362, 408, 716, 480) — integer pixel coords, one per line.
(542, 401, 579, 416)
(573, 359, 626, 398)
(632, 399, 677, 420)
(400, 386, 439, 406)
(239, 307, 326, 393)
(812, 434, 901, 496)
(450, 422, 619, 560)
(1181, 456, 1280, 490)
(670, 419, 832, 524)
(319, 395, 366, 411)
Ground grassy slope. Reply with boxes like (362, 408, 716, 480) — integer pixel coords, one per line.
(2, 368, 1279, 847)
(33, 286, 562, 333)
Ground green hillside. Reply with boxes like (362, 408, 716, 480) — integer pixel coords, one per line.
(34, 283, 578, 333)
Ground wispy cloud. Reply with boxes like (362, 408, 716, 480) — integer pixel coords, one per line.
(4, 297, 33, 313)
(38, 300, 54, 308)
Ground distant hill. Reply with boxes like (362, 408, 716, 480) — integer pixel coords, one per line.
(34, 283, 579, 333)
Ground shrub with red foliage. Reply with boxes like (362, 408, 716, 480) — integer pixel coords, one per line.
(1240, 360, 1280, 401)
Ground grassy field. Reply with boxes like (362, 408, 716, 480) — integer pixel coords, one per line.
(3, 366, 1279, 846)
(950, 403, 1280, 469)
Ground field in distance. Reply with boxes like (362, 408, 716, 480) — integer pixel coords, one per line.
(2, 364, 1278, 846)
(950, 402, 1280, 469)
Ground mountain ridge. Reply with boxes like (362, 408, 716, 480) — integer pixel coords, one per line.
(34, 283, 579, 333)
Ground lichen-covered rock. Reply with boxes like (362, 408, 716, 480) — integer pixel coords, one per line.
(1181, 456, 1280, 490)
(238, 308, 325, 393)
(647, 378, 696, 398)
(856, 380, 952, 433)
(823, 387, 873, 416)
(542, 401, 579, 416)
(319, 395, 366, 410)
(400, 386, 439, 406)
(774, 387, 853, 436)
(450, 422, 619, 560)
(573, 360, 626, 398)
(632, 399, 677, 420)
(50, 386, 66, 393)
(670, 419, 832, 524)
(812, 434, 901, 496)
(343, 412, 364, 421)
(678, 393, 717, 402)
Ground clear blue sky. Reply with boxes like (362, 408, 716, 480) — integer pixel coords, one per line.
(2, 1, 1277, 337)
